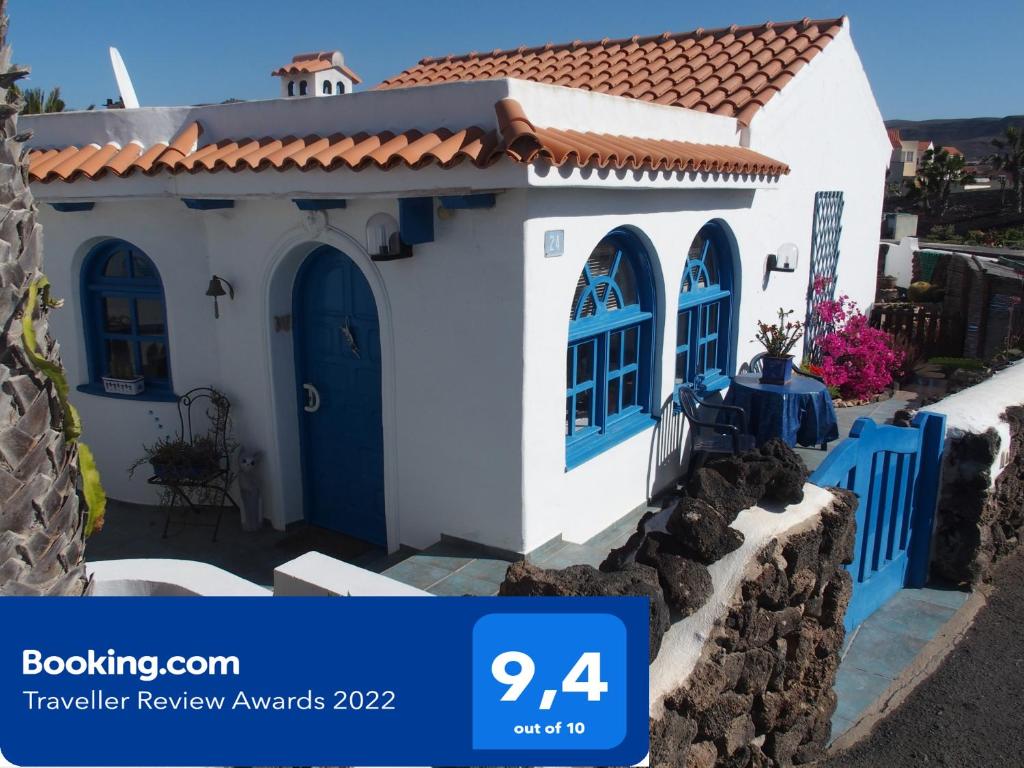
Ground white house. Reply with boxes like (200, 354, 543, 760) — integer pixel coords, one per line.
(23, 16, 889, 556)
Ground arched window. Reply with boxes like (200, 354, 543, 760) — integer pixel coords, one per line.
(287, 81, 295, 97)
(299, 80, 308, 96)
(336, 81, 345, 94)
(566, 229, 656, 467)
(81, 240, 172, 396)
(676, 222, 734, 391)
(322, 80, 332, 95)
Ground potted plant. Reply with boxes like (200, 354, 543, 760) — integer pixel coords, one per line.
(129, 435, 222, 483)
(754, 308, 804, 385)
(102, 355, 145, 396)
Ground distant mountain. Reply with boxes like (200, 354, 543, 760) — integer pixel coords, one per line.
(885, 116, 1024, 162)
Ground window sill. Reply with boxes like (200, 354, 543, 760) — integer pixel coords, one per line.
(565, 412, 656, 471)
(701, 373, 731, 393)
(76, 384, 179, 403)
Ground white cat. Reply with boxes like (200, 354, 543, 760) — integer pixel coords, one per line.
(238, 448, 262, 532)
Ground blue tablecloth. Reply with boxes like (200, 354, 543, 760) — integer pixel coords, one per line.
(722, 373, 839, 448)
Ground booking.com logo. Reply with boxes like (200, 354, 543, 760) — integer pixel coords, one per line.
(22, 649, 240, 683)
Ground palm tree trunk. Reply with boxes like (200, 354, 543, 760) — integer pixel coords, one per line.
(0, 0, 90, 596)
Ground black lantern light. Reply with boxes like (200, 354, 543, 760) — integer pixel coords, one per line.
(205, 275, 235, 319)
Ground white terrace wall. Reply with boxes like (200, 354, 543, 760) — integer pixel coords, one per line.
(38, 192, 528, 553)
(923, 361, 1024, 584)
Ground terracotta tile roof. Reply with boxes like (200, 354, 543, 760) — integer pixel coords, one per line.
(495, 99, 788, 175)
(942, 145, 963, 157)
(28, 99, 788, 183)
(377, 17, 845, 125)
(917, 140, 932, 151)
(887, 128, 902, 149)
(272, 51, 362, 84)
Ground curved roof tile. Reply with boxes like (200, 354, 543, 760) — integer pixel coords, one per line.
(377, 17, 843, 124)
(28, 99, 788, 184)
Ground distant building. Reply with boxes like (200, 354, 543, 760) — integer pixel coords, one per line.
(887, 129, 930, 190)
(886, 131, 968, 193)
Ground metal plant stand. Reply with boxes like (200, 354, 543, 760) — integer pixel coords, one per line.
(147, 387, 239, 542)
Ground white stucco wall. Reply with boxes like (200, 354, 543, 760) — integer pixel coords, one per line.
(39, 193, 527, 553)
(518, 23, 890, 549)
(745, 19, 891, 332)
(882, 236, 920, 288)
(88, 558, 270, 596)
(278, 71, 355, 98)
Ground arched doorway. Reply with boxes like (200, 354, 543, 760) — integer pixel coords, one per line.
(292, 244, 385, 545)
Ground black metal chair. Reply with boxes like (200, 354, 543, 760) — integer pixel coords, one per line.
(148, 387, 240, 541)
(739, 351, 767, 375)
(676, 385, 756, 460)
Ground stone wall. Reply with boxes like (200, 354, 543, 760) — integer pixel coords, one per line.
(648, 491, 856, 768)
(500, 442, 857, 768)
(931, 406, 1024, 585)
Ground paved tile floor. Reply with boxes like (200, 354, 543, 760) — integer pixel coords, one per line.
(87, 499, 380, 587)
(795, 389, 919, 472)
(831, 586, 971, 741)
(378, 505, 652, 595)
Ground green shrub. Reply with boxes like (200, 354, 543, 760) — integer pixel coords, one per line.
(928, 356, 986, 371)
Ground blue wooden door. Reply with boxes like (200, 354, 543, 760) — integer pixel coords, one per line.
(810, 412, 945, 630)
(293, 245, 386, 545)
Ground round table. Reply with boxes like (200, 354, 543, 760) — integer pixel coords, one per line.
(722, 373, 839, 448)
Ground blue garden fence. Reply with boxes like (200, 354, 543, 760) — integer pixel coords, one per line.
(809, 412, 946, 631)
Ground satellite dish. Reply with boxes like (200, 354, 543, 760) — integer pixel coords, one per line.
(109, 47, 140, 108)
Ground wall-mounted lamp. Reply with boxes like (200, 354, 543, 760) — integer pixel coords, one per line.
(205, 275, 235, 319)
(766, 242, 800, 275)
(366, 212, 412, 261)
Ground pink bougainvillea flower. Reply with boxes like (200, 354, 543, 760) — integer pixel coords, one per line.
(811, 295, 904, 400)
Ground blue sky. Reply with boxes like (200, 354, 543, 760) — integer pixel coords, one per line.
(8, 0, 1022, 120)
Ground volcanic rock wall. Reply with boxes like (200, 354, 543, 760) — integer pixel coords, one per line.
(501, 442, 856, 767)
(648, 490, 856, 767)
(925, 361, 1024, 586)
(931, 405, 1024, 585)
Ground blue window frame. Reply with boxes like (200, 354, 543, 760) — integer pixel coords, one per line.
(676, 223, 734, 392)
(80, 240, 173, 398)
(566, 229, 656, 468)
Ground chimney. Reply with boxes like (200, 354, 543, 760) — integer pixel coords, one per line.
(271, 51, 362, 99)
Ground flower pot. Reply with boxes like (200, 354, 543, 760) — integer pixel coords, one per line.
(102, 375, 145, 396)
(760, 356, 794, 385)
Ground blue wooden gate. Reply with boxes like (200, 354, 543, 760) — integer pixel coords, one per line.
(809, 412, 946, 630)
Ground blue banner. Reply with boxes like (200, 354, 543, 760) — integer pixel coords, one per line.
(0, 596, 649, 766)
